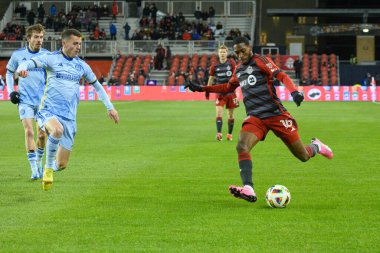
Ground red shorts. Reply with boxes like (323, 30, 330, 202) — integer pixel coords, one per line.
(241, 112, 300, 144)
(215, 93, 239, 109)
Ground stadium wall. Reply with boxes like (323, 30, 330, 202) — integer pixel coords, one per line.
(1, 86, 378, 102)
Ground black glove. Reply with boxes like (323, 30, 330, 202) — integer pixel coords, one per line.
(291, 91, 304, 107)
(9, 91, 20, 104)
(205, 92, 210, 100)
(184, 80, 204, 92)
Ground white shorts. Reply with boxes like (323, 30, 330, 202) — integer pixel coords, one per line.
(18, 103, 38, 120)
(36, 109, 77, 151)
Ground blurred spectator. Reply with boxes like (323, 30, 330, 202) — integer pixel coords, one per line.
(0, 75, 4, 90)
(37, 4, 45, 23)
(201, 10, 209, 23)
(154, 44, 165, 70)
(112, 1, 118, 19)
(19, 4, 27, 18)
(182, 30, 191, 40)
(126, 74, 136, 85)
(50, 4, 56, 17)
(293, 57, 302, 80)
(93, 25, 100, 40)
(109, 22, 117, 40)
(136, 0, 142, 17)
(243, 32, 251, 40)
(165, 45, 172, 70)
(100, 29, 107, 40)
(208, 7, 215, 25)
(214, 22, 224, 39)
(142, 3, 150, 18)
(194, 7, 201, 24)
(108, 75, 118, 86)
(99, 74, 107, 85)
(362, 73, 372, 86)
(27, 10, 36, 25)
(191, 30, 201, 40)
(194, 71, 207, 86)
(150, 3, 158, 19)
(137, 74, 145, 85)
(177, 12, 185, 26)
(123, 22, 131, 40)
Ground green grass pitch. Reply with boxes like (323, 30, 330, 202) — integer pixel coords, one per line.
(0, 101, 379, 252)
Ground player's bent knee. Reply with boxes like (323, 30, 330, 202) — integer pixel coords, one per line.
(236, 142, 250, 154)
(50, 125, 64, 138)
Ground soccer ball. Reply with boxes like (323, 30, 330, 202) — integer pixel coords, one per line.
(265, 185, 291, 208)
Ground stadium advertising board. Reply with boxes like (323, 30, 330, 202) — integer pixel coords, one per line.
(1, 86, 378, 101)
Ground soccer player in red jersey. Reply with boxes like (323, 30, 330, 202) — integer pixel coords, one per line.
(207, 45, 239, 141)
(186, 37, 333, 203)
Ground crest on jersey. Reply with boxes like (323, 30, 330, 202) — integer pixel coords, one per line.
(247, 75, 257, 85)
(246, 66, 253, 74)
(75, 64, 83, 71)
(227, 65, 231, 70)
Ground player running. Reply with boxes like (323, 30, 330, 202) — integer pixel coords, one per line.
(6, 24, 49, 180)
(207, 45, 239, 141)
(16, 29, 119, 190)
(186, 36, 333, 203)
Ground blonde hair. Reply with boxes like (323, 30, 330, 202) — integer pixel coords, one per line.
(218, 45, 228, 51)
(26, 24, 45, 39)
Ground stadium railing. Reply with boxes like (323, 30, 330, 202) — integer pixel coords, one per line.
(0, 40, 232, 57)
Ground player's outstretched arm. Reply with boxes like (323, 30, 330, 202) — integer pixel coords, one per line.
(275, 71, 303, 106)
(92, 80, 119, 123)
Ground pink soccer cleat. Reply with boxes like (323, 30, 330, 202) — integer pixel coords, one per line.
(216, 133, 223, 141)
(311, 138, 333, 159)
(227, 134, 233, 141)
(229, 185, 257, 202)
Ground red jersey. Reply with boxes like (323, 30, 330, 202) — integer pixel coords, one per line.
(204, 54, 297, 119)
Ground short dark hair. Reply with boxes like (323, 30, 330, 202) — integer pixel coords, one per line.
(61, 29, 82, 40)
(233, 36, 250, 46)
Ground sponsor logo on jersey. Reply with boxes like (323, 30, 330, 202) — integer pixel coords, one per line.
(239, 74, 257, 87)
(56, 72, 81, 82)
